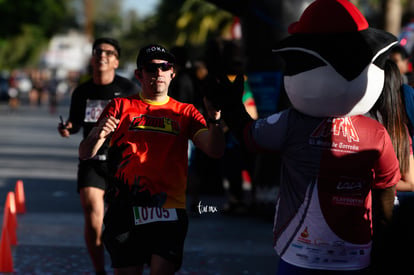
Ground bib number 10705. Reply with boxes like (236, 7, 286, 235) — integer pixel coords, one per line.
(133, 206, 178, 225)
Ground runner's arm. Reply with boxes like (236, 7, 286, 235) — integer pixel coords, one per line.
(78, 116, 119, 160)
(193, 97, 225, 159)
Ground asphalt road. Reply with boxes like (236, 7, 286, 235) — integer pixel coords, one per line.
(0, 97, 279, 275)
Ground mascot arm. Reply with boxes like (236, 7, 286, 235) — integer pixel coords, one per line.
(222, 101, 254, 143)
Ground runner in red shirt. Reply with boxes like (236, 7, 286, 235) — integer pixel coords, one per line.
(79, 44, 225, 275)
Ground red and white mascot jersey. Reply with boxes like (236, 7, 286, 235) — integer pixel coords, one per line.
(250, 0, 400, 271)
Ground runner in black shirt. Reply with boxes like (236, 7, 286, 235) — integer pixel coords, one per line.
(58, 37, 139, 275)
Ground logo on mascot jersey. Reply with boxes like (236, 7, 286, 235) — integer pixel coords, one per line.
(309, 117, 360, 152)
(129, 115, 180, 135)
(311, 118, 359, 142)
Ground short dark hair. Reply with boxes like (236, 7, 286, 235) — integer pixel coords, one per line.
(93, 37, 121, 58)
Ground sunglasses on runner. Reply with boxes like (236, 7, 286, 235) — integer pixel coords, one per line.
(143, 62, 174, 73)
(93, 48, 118, 58)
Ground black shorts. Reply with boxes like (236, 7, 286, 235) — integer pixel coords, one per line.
(102, 203, 188, 270)
(77, 159, 108, 192)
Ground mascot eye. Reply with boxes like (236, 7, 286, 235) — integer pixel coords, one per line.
(278, 51, 326, 76)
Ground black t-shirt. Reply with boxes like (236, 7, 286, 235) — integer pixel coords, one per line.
(69, 74, 139, 156)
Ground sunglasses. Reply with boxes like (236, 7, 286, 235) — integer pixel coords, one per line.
(93, 48, 118, 58)
(143, 62, 174, 73)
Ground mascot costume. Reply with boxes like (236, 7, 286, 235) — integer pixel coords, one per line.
(207, 0, 400, 274)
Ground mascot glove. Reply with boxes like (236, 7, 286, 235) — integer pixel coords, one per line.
(204, 74, 245, 112)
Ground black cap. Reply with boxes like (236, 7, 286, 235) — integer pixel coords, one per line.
(93, 37, 121, 58)
(136, 44, 176, 68)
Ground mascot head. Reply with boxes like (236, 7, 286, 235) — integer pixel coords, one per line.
(273, 0, 397, 117)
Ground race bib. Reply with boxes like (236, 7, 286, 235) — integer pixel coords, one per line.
(84, 99, 110, 122)
(133, 207, 178, 225)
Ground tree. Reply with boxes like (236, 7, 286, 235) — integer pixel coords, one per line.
(0, 0, 69, 38)
(383, 0, 402, 36)
(175, 0, 234, 46)
(117, 0, 234, 65)
(91, 0, 123, 38)
(0, 0, 76, 69)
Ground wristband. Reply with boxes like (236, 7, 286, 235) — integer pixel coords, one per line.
(207, 117, 221, 125)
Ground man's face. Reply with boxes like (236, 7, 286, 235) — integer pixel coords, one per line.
(91, 43, 119, 72)
(136, 59, 174, 96)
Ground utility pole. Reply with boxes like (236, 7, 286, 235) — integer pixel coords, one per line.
(84, 0, 94, 40)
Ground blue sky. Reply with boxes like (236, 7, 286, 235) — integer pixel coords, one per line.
(123, 0, 160, 16)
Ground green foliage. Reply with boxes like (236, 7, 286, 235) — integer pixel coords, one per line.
(150, 0, 187, 46)
(0, 25, 48, 69)
(92, 0, 123, 38)
(175, 0, 234, 45)
(0, 0, 74, 70)
(0, 0, 69, 38)
(0, 0, 236, 70)
(118, 15, 159, 65)
(1, 0, 407, 71)
(117, 0, 235, 66)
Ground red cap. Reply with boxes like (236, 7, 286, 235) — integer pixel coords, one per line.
(288, 0, 369, 34)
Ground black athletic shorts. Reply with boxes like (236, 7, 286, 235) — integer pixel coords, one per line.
(77, 159, 108, 192)
(102, 202, 189, 270)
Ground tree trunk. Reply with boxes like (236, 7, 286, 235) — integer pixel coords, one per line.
(383, 0, 402, 36)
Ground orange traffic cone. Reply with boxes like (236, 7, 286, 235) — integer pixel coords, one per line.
(15, 180, 26, 214)
(3, 192, 17, 245)
(0, 227, 14, 272)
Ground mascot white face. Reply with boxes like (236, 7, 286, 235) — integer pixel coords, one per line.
(273, 0, 397, 117)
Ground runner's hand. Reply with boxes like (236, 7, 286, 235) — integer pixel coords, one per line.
(96, 116, 119, 139)
(58, 121, 72, 137)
